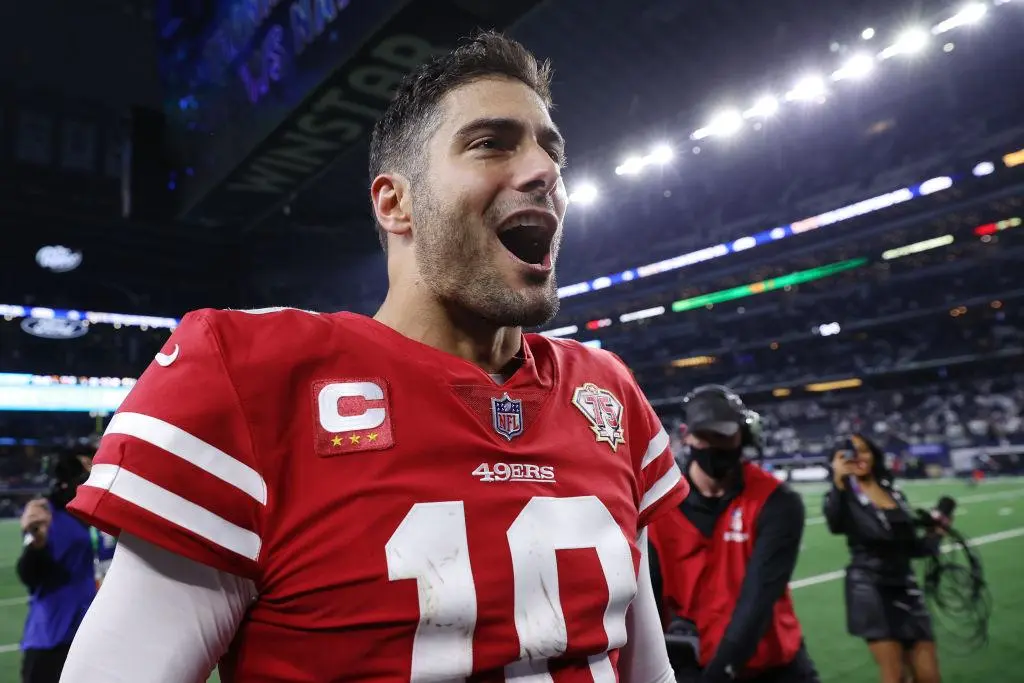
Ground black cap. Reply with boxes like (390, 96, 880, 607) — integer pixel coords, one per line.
(685, 392, 743, 437)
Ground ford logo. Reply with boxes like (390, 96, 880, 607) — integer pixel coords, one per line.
(20, 318, 89, 339)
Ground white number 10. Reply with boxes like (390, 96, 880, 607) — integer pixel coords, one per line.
(385, 496, 636, 683)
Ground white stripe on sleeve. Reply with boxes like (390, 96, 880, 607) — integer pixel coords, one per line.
(639, 465, 682, 515)
(640, 427, 670, 470)
(81, 464, 262, 561)
(105, 412, 266, 504)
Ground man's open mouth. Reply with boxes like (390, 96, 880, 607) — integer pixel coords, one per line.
(497, 222, 556, 266)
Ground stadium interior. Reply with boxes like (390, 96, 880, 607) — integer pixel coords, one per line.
(2, 0, 1024, 680)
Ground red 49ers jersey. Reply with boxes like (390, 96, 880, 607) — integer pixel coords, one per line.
(68, 308, 686, 682)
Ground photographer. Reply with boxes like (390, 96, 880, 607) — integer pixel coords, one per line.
(649, 385, 819, 683)
(17, 451, 96, 683)
(823, 434, 941, 683)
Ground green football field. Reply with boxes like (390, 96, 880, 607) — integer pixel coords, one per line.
(0, 479, 1020, 682)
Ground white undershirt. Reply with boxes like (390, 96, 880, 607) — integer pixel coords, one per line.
(60, 532, 673, 683)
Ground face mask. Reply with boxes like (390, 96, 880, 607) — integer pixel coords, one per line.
(691, 444, 743, 480)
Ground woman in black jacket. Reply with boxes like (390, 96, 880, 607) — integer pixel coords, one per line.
(823, 434, 941, 683)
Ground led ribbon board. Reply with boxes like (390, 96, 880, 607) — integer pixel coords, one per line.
(0, 374, 136, 413)
(0, 305, 178, 330)
(670, 258, 867, 312)
(556, 179, 946, 300)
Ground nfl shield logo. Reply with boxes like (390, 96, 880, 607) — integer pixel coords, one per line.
(491, 393, 524, 441)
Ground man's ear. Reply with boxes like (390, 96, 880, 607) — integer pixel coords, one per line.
(370, 173, 413, 239)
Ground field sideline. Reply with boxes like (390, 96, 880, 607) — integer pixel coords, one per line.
(0, 478, 1019, 682)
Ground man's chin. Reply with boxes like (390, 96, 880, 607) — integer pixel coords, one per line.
(481, 287, 559, 329)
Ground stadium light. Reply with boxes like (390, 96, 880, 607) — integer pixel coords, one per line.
(569, 182, 599, 205)
(832, 53, 875, 81)
(785, 75, 827, 102)
(743, 95, 779, 119)
(614, 156, 645, 176)
(614, 144, 674, 175)
(693, 110, 743, 139)
(562, 0, 1019, 241)
(648, 143, 674, 164)
(933, 3, 987, 34)
(880, 28, 929, 59)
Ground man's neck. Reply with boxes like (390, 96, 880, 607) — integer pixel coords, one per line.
(374, 287, 523, 374)
(688, 460, 733, 498)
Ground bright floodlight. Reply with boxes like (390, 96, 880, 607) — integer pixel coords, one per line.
(786, 75, 827, 102)
(615, 156, 645, 176)
(881, 28, 929, 59)
(569, 182, 599, 205)
(710, 110, 743, 137)
(648, 144, 674, 164)
(898, 28, 930, 53)
(743, 95, 779, 119)
(832, 53, 875, 81)
(861, 27, 876, 40)
(934, 3, 987, 33)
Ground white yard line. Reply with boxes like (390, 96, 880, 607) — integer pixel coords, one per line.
(804, 487, 1024, 526)
(789, 526, 1024, 589)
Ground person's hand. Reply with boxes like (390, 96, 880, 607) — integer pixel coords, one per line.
(831, 452, 858, 490)
(20, 499, 52, 549)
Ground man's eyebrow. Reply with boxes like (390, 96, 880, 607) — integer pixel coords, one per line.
(454, 117, 566, 150)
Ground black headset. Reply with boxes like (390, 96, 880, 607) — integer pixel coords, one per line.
(682, 384, 764, 452)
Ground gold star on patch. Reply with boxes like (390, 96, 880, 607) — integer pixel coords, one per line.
(330, 436, 342, 447)
(349, 434, 361, 445)
(367, 432, 378, 442)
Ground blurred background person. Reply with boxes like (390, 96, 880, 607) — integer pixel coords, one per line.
(649, 385, 818, 683)
(16, 451, 95, 683)
(824, 434, 941, 683)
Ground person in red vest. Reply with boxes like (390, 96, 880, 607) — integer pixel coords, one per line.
(649, 385, 819, 683)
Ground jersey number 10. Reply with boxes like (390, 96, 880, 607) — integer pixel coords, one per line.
(385, 495, 637, 682)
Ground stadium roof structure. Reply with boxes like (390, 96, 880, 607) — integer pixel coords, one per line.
(2, 0, 1024, 317)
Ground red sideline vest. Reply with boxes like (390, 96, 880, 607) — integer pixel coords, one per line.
(649, 462, 802, 677)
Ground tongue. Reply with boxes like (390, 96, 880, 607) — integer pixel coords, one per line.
(499, 227, 548, 264)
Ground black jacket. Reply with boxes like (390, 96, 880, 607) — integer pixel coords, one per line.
(822, 482, 940, 585)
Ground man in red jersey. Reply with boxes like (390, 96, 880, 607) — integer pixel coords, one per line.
(648, 386, 818, 683)
(58, 31, 687, 683)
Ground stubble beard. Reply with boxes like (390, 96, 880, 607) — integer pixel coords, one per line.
(413, 186, 560, 329)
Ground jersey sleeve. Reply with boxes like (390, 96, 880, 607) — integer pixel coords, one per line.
(67, 310, 268, 580)
(607, 352, 688, 528)
(634, 394, 688, 528)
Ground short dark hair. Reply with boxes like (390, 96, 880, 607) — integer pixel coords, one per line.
(368, 30, 554, 250)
